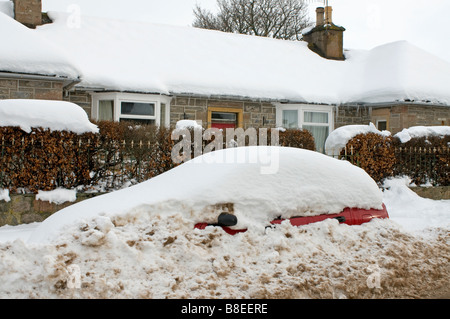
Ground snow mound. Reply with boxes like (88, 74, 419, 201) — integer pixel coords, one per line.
(325, 123, 391, 156)
(0, 99, 99, 134)
(394, 126, 450, 143)
(28, 146, 383, 243)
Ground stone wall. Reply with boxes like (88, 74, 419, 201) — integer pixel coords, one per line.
(0, 77, 64, 101)
(0, 193, 103, 227)
(389, 104, 450, 134)
(169, 96, 276, 129)
(334, 104, 372, 129)
(63, 89, 92, 117)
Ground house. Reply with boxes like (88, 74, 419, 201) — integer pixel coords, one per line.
(1, 0, 449, 151)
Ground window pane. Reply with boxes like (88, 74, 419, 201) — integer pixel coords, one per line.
(212, 112, 237, 121)
(99, 100, 114, 121)
(160, 103, 166, 126)
(377, 120, 387, 131)
(303, 125, 329, 153)
(121, 102, 155, 116)
(304, 112, 328, 124)
(120, 118, 155, 125)
(282, 110, 298, 128)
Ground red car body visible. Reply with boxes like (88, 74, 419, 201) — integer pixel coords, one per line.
(194, 204, 389, 234)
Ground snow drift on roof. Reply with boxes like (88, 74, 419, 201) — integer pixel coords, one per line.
(0, 99, 99, 134)
(0, 12, 80, 79)
(2, 10, 449, 105)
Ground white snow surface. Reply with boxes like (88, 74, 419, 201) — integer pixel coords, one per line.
(325, 123, 391, 156)
(36, 188, 77, 205)
(0, 189, 10, 202)
(0, 174, 448, 298)
(394, 125, 450, 143)
(0, 12, 80, 79)
(175, 120, 203, 130)
(0, 99, 99, 134)
(0, 11, 439, 105)
(27, 146, 383, 243)
(0, 1, 13, 18)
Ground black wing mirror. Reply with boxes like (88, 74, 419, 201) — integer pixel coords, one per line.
(217, 213, 237, 227)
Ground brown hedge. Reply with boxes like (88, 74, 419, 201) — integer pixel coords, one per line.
(341, 132, 396, 184)
(1, 122, 315, 193)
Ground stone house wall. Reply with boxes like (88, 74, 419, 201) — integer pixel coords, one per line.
(334, 104, 372, 129)
(0, 77, 64, 101)
(388, 104, 450, 134)
(169, 96, 276, 129)
(63, 89, 92, 117)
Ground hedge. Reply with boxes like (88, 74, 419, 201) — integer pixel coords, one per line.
(0, 122, 316, 193)
(339, 131, 449, 186)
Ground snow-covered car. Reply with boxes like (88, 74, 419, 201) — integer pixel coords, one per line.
(28, 146, 388, 243)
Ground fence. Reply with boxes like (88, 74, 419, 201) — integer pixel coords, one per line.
(330, 145, 449, 186)
(1, 135, 449, 193)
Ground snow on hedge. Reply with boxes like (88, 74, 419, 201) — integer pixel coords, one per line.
(28, 146, 383, 243)
(0, 99, 99, 134)
(325, 123, 391, 156)
(394, 125, 450, 143)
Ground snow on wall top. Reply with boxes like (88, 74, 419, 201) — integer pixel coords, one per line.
(2, 11, 450, 105)
(0, 99, 99, 134)
(0, 12, 80, 79)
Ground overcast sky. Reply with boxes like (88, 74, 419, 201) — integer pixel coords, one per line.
(42, 0, 450, 63)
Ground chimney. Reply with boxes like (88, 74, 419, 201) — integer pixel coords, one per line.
(12, 0, 42, 28)
(316, 7, 324, 26)
(303, 6, 346, 61)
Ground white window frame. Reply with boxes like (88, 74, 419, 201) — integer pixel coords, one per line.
(275, 103, 334, 151)
(91, 92, 172, 127)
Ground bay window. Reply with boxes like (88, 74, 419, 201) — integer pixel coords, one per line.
(277, 104, 333, 152)
(91, 92, 171, 127)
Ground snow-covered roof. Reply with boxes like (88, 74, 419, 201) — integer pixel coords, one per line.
(0, 12, 80, 80)
(2, 11, 450, 105)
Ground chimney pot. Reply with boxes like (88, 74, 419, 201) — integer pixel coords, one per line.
(316, 7, 325, 26)
(325, 6, 333, 24)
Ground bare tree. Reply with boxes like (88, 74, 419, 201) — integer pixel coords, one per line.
(193, 0, 311, 41)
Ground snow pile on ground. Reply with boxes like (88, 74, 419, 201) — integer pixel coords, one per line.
(0, 12, 80, 79)
(324, 123, 391, 156)
(382, 177, 450, 232)
(27, 147, 383, 243)
(0, 99, 99, 134)
(0, 148, 448, 299)
(394, 125, 450, 143)
(36, 188, 77, 205)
